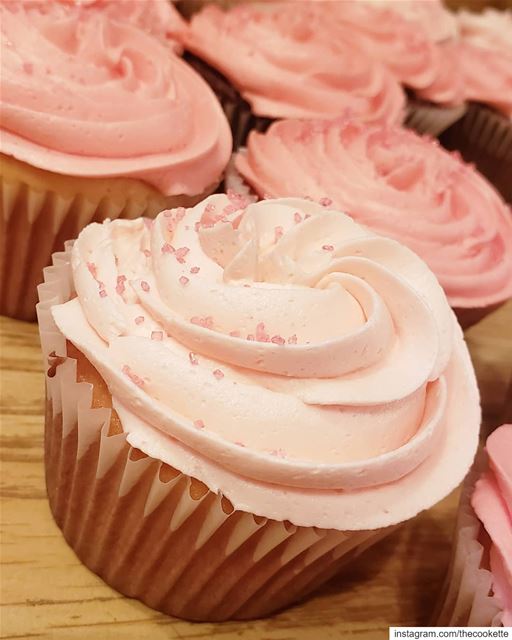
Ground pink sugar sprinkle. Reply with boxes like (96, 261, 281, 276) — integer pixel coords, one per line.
(223, 204, 237, 216)
(269, 448, 287, 458)
(190, 266, 200, 274)
(189, 352, 198, 365)
(205, 203, 216, 213)
(194, 419, 205, 429)
(161, 243, 175, 255)
(320, 197, 332, 207)
(163, 210, 173, 217)
(294, 212, 302, 224)
(99, 289, 107, 298)
(322, 244, 334, 251)
(247, 334, 255, 341)
(234, 441, 245, 447)
(274, 226, 284, 242)
(287, 334, 298, 345)
(229, 330, 241, 338)
(151, 331, 163, 341)
(175, 247, 190, 264)
(213, 369, 224, 380)
(122, 365, 145, 388)
(98, 281, 105, 290)
(143, 218, 153, 229)
(134, 316, 145, 325)
(86, 262, 97, 278)
(175, 207, 186, 221)
(305, 214, 311, 220)
(179, 276, 190, 286)
(256, 322, 269, 343)
(141, 281, 150, 292)
(271, 335, 285, 345)
(190, 316, 214, 330)
(194, 221, 202, 232)
(116, 275, 126, 295)
(143, 249, 151, 258)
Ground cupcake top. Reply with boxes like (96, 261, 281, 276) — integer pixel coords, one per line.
(0, 1, 232, 195)
(184, 2, 405, 125)
(235, 119, 512, 309)
(456, 9, 512, 118)
(314, 2, 463, 106)
(50, 194, 480, 530)
(472, 425, 512, 627)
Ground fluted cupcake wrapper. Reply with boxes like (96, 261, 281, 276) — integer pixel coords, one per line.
(440, 104, 512, 203)
(405, 100, 467, 139)
(434, 460, 504, 627)
(36, 246, 393, 622)
(184, 53, 272, 150)
(1, 154, 216, 321)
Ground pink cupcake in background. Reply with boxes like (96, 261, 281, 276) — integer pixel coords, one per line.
(436, 424, 512, 627)
(37, 193, 480, 621)
(183, 1, 405, 147)
(440, 9, 512, 203)
(228, 118, 512, 328)
(0, 0, 231, 321)
(312, 1, 466, 137)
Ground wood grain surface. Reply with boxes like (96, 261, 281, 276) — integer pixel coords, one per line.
(1, 304, 511, 639)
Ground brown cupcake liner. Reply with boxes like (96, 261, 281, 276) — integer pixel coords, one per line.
(0, 153, 217, 322)
(184, 53, 272, 150)
(404, 99, 467, 138)
(440, 103, 512, 203)
(434, 457, 504, 626)
(37, 245, 392, 622)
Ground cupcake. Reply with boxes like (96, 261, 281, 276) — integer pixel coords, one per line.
(436, 424, 511, 627)
(229, 118, 512, 328)
(183, 2, 405, 148)
(440, 9, 512, 202)
(0, 1, 232, 320)
(37, 194, 480, 621)
(305, 1, 466, 137)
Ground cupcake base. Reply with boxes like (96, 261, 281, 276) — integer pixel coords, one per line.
(184, 53, 272, 150)
(1, 154, 217, 321)
(440, 104, 512, 203)
(37, 246, 392, 622)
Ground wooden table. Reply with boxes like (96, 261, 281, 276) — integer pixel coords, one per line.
(1, 305, 511, 639)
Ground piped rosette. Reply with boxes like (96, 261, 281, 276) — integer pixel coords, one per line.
(50, 195, 480, 530)
(234, 119, 512, 311)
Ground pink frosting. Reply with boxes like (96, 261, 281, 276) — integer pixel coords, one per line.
(367, 0, 458, 43)
(50, 195, 480, 530)
(315, 2, 464, 106)
(184, 3, 405, 124)
(456, 43, 512, 119)
(0, 1, 232, 195)
(235, 119, 512, 309)
(472, 425, 512, 627)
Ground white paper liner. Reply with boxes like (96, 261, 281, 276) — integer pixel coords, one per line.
(36, 246, 392, 621)
(434, 458, 505, 627)
(404, 101, 467, 138)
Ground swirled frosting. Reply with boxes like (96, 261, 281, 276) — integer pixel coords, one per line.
(0, 1, 231, 195)
(184, 2, 405, 124)
(368, 0, 458, 43)
(235, 119, 512, 309)
(50, 195, 480, 530)
(456, 9, 512, 118)
(472, 425, 512, 627)
(316, 2, 463, 106)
